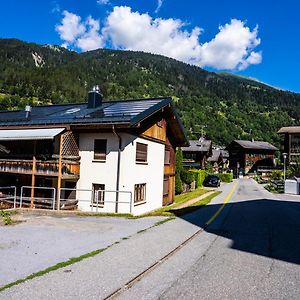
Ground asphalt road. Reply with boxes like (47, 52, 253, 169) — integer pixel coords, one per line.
(118, 178, 300, 300)
(1, 179, 300, 299)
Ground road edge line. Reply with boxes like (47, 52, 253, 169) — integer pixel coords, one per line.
(205, 180, 238, 226)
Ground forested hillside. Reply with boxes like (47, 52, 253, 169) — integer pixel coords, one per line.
(0, 38, 299, 146)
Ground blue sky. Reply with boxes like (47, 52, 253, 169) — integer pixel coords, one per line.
(0, 0, 299, 93)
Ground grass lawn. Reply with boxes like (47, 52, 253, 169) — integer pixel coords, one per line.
(174, 188, 210, 205)
(139, 189, 221, 217)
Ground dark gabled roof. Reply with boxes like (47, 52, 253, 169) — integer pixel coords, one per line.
(0, 97, 188, 146)
(278, 126, 300, 134)
(0, 98, 166, 126)
(207, 149, 221, 162)
(231, 140, 278, 151)
(220, 149, 229, 158)
(181, 139, 212, 152)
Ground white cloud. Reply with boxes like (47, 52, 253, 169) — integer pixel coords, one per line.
(103, 7, 262, 70)
(56, 11, 85, 43)
(56, 11, 104, 51)
(56, 6, 262, 70)
(76, 16, 104, 51)
(103, 6, 203, 64)
(155, 0, 163, 13)
(199, 19, 262, 70)
(97, 0, 109, 4)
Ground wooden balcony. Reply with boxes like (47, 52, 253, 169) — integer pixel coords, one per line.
(0, 159, 80, 179)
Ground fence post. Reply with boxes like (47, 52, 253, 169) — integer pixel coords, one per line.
(96, 190, 99, 213)
(53, 188, 56, 210)
(20, 186, 23, 208)
(129, 192, 132, 215)
(13, 186, 17, 209)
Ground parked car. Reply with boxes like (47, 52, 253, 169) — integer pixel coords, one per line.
(203, 175, 221, 187)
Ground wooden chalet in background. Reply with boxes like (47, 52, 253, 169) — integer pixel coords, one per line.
(227, 140, 278, 176)
(277, 126, 300, 163)
(181, 138, 212, 169)
(0, 87, 188, 215)
(207, 149, 229, 172)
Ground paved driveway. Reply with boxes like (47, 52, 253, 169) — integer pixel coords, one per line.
(0, 213, 164, 286)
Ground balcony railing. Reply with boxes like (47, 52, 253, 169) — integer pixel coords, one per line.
(0, 159, 80, 179)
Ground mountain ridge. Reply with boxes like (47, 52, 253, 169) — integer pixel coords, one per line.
(0, 38, 299, 146)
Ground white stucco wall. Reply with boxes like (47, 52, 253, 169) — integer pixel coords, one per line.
(77, 132, 165, 215)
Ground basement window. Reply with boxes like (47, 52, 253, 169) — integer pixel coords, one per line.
(92, 183, 105, 206)
(134, 183, 146, 204)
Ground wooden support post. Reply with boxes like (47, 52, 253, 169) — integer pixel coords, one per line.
(56, 134, 63, 210)
(30, 141, 37, 208)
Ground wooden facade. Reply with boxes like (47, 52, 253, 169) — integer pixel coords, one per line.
(181, 139, 212, 170)
(141, 118, 176, 206)
(277, 127, 300, 163)
(227, 140, 277, 175)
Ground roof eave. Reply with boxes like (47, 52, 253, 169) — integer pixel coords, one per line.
(130, 97, 189, 146)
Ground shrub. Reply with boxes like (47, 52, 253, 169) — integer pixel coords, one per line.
(180, 170, 195, 185)
(175, 172, 183, 195)
(214, 173, 233, 183)
(0, 210, 12, 225)
(189, 169, 207, 187)
(175, 148, 183, 194)
(270, 170, 283, 180)
(205, 162, 213, 174)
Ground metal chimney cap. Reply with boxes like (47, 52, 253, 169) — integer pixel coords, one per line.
(92, 85, 100, 92)
(25, 105, 32, 112)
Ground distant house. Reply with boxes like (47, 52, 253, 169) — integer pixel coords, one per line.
(227, 140, 278, 175)
(181, 138, 212, 169)
(277, 126, 300, 163)
(0, 87, 188, 215)
(207, 149, 229, 172)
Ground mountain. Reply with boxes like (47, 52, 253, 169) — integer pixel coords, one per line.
(0, 38, 299, 147)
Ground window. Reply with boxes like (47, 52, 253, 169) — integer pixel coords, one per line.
(163, 176, 169, 196)
(134, 183, 146, 204)
(164, 146, 171, 165)
(136, 142, 148, 163)
(183, 153, 196, 160)
(92, 183, 105, 206)
(94, 139, 107, 161)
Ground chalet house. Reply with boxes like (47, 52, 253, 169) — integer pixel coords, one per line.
(227, 140, 278, 175)
(0, 87, 188, 215)
(181, 138, 212, 169)
(207, 149, 229, 172)
(277, 126, 300, 163)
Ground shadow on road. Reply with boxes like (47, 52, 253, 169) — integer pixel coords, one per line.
(178, 199, 300, 265)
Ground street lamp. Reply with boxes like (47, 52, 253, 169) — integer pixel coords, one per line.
(283, 153, 287, 181)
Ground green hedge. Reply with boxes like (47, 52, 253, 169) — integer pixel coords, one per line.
(181, 170, 196, 185)
(189, 169, 207, 187)
(179, 170, 233, 189)
(214, 173, 233, 183)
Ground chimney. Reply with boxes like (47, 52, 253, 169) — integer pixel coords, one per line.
(87, 85, 103, 109)
(25, 105, 32, 120)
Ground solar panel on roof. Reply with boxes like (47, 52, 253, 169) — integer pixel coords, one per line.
(0, 98, 170, 126)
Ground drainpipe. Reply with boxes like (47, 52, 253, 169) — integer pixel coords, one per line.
(112, 125, 122, 213)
